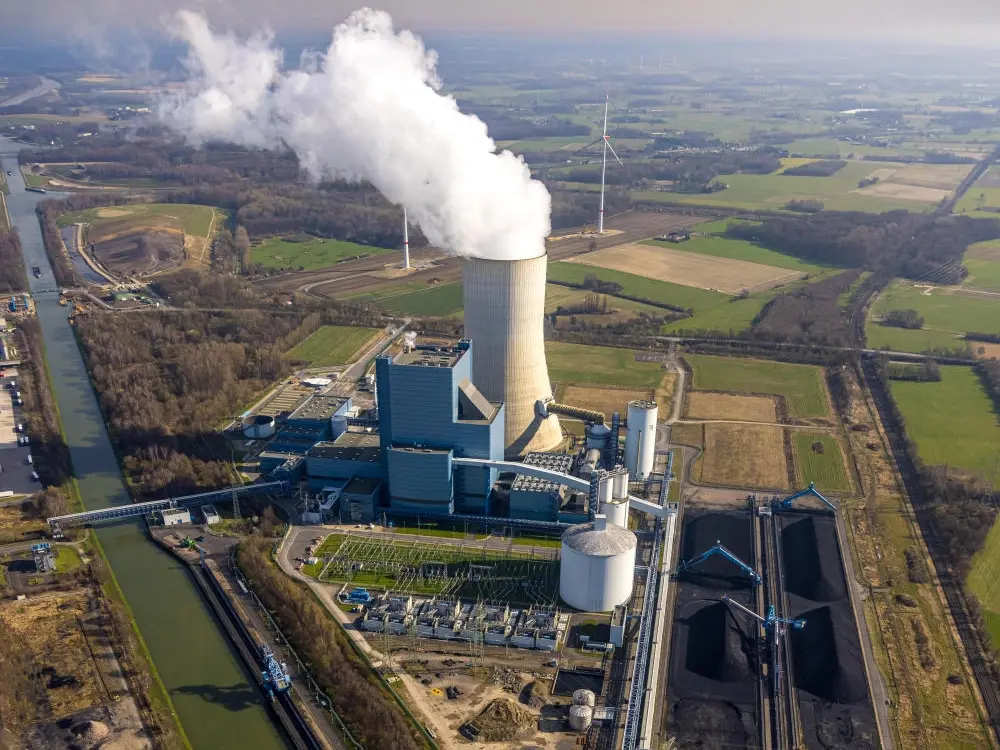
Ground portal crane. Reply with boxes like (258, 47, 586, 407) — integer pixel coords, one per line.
(260, 644, 291, 698)
(774, 482, 836, 511)
(676, 541, 761, 585)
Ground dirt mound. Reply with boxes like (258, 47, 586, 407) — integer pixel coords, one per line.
(790, 606, 867, 704)
(680, 513, 755, 590)
(93, 229, 184, 277)
(520, 680, 549, 708)
(684, 601, 756, 683)
(668, 698, 754, 749)
(470, 698, 535, 741)
(781, 516, 846, 602)
(71, 720, 110, 746)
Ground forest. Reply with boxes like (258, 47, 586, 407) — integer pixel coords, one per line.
(726, 212, 1000, 283)
(0, 230, 27, 294)
(237, 538, 428, 750)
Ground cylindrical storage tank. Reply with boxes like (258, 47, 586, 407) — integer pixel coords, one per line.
(242, 414, 276, 439)
(586, 423, 611, 451)
(603, 498, 629, 528)
(624, 400, 658, 480)
(573, 689, 596, 707)
(568, 705, 594, 732)
(330, 414, 348, 441)
(463, 255, 562, 457)
(612, 469, 629, 499)
(560, 515, 637, 612)
(598, 472, 613, 510)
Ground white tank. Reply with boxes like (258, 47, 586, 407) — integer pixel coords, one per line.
(569, 704, 594, 732)
(598, 472, 613, 510)
(560, 515, 637, 612)
(612, 469, 629, 499)
(463, 255, 562, 457)
(624, 400, 658, 480)
(603, 497, 629, 528)
(573, 689, 596, 707)
(242, 414, 276, 439)
(586, 423, 611, 451)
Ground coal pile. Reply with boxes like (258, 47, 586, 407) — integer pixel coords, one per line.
(782, 516, 847, 602)
(780, 512, 877, 749)
(666, 509, 759, 749)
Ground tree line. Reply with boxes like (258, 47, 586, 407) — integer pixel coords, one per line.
(0, 229, 27, 294)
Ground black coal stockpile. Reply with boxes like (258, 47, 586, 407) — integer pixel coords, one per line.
(666, 510, 760, 749)
(780, 512, 877, 750)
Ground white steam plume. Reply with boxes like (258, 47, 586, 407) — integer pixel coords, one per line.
(159, 9, 551, 261)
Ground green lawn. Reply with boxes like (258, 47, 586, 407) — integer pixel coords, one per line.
(643, 225, 829, 274)
(351, 282, 464, 316)
(956, 187, 1000, 216)
(285, 325, 381, 366)
(868, 280, 1000, 352)
(53, 545, 83, 573)
(662, 293, 777, 336)
(891, 366, 1000, 485)
(684, 354, 830, 418)
(793, 433, 853, 494)
(964, 240, 1000, 292)
(632, 160, 940, 213)
(968, 521, 1000, 647)
(546, 341, 664, 389)
(58, 203, 216, 236)
(250, 237, 392, 271)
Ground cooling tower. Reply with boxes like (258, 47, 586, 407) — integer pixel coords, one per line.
(463, 254, 562, 457)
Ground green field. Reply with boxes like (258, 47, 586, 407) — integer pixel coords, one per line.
(956, 187, 1000, 216)
(250, 237, 392, 271)
(684, 354, 830, 418)
(546, 341, 664, 389)
(548, 261, 731, 310)
(793, 432, 853, 494)
(53, 545, 83, 573)
(58, 203, 216, 236)
(778, 138, 926, 159)
(632, 160, 940, 213)
(644, 224, 829, 274)
(285, 325, 381, 366)
(967, 521, 1000, 646)
(891, 366, 1000, 484)
(964, 240, 1000, 292)
(662, 293, 777, 336)
(350, 282, 464, 316)
(868, 281, 1000, 352)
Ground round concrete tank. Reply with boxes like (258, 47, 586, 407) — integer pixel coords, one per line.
(242, 414, 276, 439)
(597, 472, 613, 510)
(586, 423, 610, 451)
(569, 704, 594, 732)
(573, 689, 596, 707)
(560, 515, 637, 612)
(624, 400, 658, 480)
(612, 469, 629, 499)
(603, 498, 629, 528)
(463, 255, 562, 457)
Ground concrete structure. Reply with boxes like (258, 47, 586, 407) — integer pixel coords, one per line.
(509, 452, 573, 522)
(624, 400, 658, 481)
(340, 476, 381, 523)
(31, 542, 55, 573)
(242, 414, 276, 439)
(162, 508, 191, 526)
(201, 505, 221, 524)
(560, 515, 637, 612)
(462, 255, 561, 457)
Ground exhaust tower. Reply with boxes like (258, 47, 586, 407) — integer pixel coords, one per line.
(463, 254, 562, 457)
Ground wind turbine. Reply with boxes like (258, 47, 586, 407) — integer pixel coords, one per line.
(597, 94, 624, 235)
(402, 207, 410, 270)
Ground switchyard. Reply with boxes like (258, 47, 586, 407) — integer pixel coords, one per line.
(663, 493, 878, 750)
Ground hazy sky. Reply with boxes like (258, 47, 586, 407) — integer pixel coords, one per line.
(5, 0, 1000, 44)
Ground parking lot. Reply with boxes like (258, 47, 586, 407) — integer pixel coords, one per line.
(0, 368, 38, 497)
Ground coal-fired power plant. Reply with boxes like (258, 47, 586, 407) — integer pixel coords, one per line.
(463, 254, 562, 457)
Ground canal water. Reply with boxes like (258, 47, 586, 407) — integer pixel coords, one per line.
(0, 140, 289, 750)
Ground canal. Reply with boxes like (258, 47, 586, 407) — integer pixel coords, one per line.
(0, 140, 289, 750)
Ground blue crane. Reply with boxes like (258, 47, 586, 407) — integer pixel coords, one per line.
(676, 541, 761, 585)
(775, 482, 836, 511)
(260, 644, 291, 698)
(721, 595, 806, 631)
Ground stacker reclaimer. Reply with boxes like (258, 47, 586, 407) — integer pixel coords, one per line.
(774, 482, 836, 511)
(676, 540, 762, 586)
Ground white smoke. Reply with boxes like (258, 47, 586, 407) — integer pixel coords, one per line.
(159, 9, 551, 261)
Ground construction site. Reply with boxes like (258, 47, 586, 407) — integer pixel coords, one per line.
(663, 489, 878, 750)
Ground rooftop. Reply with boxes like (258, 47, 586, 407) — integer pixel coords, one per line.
(289, 394, 349, 423)
(562, 518, 637, 556)
(512, 452, 575, 493)
(395, 344, 466, 368)
(308, 432, 381, 463)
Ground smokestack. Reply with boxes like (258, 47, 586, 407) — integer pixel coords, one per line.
(402, 207, 410, 270)
(463, 254, 561, 457)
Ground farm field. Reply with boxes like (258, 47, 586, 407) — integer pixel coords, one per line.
(566, 241, 805, 294)
(964, 240, 1000, 292)
(868, 281, 1000, 352)
(696, 423, 789, 490)
(891, 366, 1000, 485)
(59, 203, 215, 236)
(559, 385, 655, 420)
(685, 392, 778, 423)
(545, 284, 666, 323)
(351, 282, 464, 316)
(683, 354, 830, 419)
(967, 521, 1000, 647)
(632, 160, 947, 213)
(646, 225, 828, 274)
(546, 342, 664, 390)
(792, 433, 853, 494)
(778, 138, 927, 159)
(250, 237, 392, 271)
(285, 325, 382, 367)
(956, 186, 1000, 217)
(548, 261, 730, 310)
